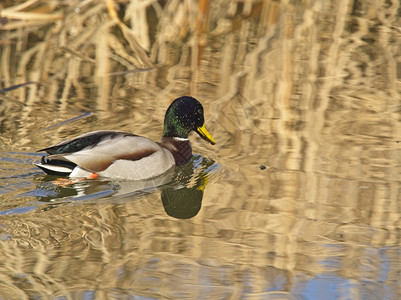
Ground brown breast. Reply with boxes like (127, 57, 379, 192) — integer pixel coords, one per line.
(158, 137, 192, 165)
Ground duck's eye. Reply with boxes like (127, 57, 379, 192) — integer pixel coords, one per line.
(197, 108, 203, 114)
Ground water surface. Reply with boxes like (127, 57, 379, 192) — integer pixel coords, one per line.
(0, 0, 400, 299)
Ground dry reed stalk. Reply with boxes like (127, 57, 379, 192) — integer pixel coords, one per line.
(105, 0, 154, 68)
(0, 11, 63, 21)
(0, 0, 63, 30)
(124, 0, 156, 51)
(2, 0, 42, 12)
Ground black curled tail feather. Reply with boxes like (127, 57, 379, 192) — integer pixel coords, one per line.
(36, 155, 77, 176)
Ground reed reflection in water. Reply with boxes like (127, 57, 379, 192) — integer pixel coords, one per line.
(0, 0, 401, 299)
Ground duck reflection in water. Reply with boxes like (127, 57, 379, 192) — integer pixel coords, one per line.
(36, 155, 217, 219)
(161, 155, 214, 219)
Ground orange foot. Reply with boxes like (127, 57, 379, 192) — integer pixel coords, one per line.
(52, 173, 99, 186)
(87, 173, 99, 179)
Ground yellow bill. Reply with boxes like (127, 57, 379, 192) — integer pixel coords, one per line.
(195, 124, 216, 145)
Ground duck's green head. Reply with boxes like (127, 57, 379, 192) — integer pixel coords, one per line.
(163, 96, 216, 145)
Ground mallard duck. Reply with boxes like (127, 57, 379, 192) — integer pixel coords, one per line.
(35, 96, 215, 180)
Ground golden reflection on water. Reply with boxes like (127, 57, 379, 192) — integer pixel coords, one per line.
(0, 0, 401, 299)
